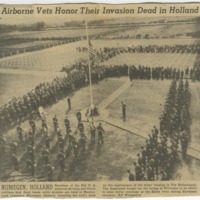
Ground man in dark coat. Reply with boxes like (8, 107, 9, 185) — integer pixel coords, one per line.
(67, 97, 71, 110)
(127, 170, 135, 181)
(121, 102, 126, 121)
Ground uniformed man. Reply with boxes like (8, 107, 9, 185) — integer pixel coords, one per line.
(78, 135, 86, 154)
(121, 102, 126, 122)
(42, 146, 49, 157)
(47, 164, 53, 181)
(137, 154, 143, 168)
(28, 130, 35, 146)
(16, 126, 23, 143)
(41, 119, 48, 131)
(57, 151, 65, 173)
(146, 140, 151, 161)
(153, 150, 159, 176)
(141, 147, 146, 169)
(133, 162, 142, 181)
(69, 130, 74, 147)
(10, 141, 17, 154)
(26, 158, 34, 176)
(153, 125, 159, 137)
(78, 122, 84, 133)
(53, 115, 58, 132)
(27, 145, 34, 163)
(58, 137, 64, 152)
(44, 135, 50, 150)
(160, 170, 168, 180)
(97, 123, 104, 146)
(11, 154, 19, 171)
(64, 116, 70, 133)
(90, 122, 96, 144)
(67, 97, 71, 110)
(29, 120, 36, 135)
(147, 166, 154, 181)
(0, 136, 6, 155)
(72, 140, 78, 157)
(76, 110, 82, 123)
(43, 153, 49, 166)
(127, 170, 135, 181)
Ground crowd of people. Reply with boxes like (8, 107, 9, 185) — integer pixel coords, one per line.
(1, 57, 197, 136)
(192, 55, 200, 81)
(1, 73, 192, 181)
(66, 44, 200, 82)
(0, 70, 87, 134)
(98, 44, 200, 58)
(128, 79, 191, 181)
(0, 106, 106, 181)
(73, 44, 200, 66)
(0, 41, 196, 182)
(129, 66, 186, 80)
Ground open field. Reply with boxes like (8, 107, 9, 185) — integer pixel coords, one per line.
(101, 53, 196, 69)
(104, 23, 198, 39)
(0, 40, 68, 57)
(0, 41, 87, 71)
(4, 40, 63, 49)
(0, 71, 66, 106)
(0, 27, 121, 39)
(107, 79, 170, 133)
(0, 37, 198, 71)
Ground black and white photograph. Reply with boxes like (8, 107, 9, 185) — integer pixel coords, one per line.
(0, 3, 200, 187)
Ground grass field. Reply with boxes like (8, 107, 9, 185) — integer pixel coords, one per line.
(0, 27, 121, 39)
(4, 40, 63, 49)
(107, 79, 171, 133)
(0, 41, 87, 71)
(0, 71, 66, 106)
(104, 23, 198, 39)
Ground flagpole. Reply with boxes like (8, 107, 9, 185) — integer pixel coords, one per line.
(86, 21, 94, 107)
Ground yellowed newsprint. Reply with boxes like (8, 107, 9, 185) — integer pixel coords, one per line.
(0, 2, 200, 198)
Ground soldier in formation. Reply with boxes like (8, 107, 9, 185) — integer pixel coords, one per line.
(131, 79, 191, 181)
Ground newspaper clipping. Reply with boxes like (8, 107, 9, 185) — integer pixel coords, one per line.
(0, 2, 200, 198)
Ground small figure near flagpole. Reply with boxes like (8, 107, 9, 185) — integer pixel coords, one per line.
(85, 21, 99, 117)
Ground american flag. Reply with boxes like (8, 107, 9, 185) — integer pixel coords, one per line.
(88, 39, 96, 59)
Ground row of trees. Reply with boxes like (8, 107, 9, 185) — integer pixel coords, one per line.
(0, 21, 46, 33)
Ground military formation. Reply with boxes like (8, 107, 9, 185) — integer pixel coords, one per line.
(67, 44, 200, 81)
(128, 79, 191, 181)
(67, 44, 200, 67)
(0, 42, 197, 182)
(0, 106, 106, 181)
(107, 44, 200, 54)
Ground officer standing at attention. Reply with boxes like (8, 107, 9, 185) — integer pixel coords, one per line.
(67, 97, 71, 110)
(121, 102, 127, 122)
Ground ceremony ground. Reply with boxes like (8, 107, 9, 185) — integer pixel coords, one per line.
(1, 77, 200, 181)
(1, 21, 200, 181)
